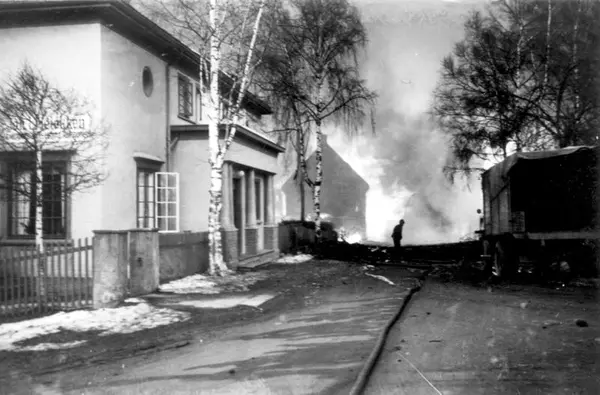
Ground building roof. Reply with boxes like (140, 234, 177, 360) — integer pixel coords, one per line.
(282, 135, 370, 191)
(0, 0, 272, 115)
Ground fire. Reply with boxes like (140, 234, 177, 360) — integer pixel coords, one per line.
(346, 233, 362, 244)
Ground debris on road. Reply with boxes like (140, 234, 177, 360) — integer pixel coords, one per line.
(0, 302, 190, 352)
(575, 319, 589, 327)
(365, 272, 395, 285)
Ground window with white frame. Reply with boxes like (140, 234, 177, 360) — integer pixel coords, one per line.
(136, 169, 179, 232)
(156, 172, 179, 232)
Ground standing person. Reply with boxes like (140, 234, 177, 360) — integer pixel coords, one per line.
(391, 219, 405, 259)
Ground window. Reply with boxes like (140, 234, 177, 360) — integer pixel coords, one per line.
(178, 75, 193, 118)
(195, 87, 202, 121)
(156, 172, 179, 232)
(137, 169, 156, 229)
(9, 162, 67, 238)
(136, 169, 179, 232)
(219, 101, 230, 120)
(142, 67, 154, 97)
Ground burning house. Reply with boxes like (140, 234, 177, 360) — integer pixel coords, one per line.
(281, 135, 369, 239)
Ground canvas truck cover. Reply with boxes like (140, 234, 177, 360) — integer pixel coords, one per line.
(483, 146, 596, 201)
(482, 145, 599, 234)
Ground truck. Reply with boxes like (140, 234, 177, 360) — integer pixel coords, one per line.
(478, 145, 600, 280)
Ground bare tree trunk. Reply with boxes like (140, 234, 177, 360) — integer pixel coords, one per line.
(206, 0, 264, 275)
(207, 0, 229, 276)
(296, 129, 306, 221)
(572, 0, 582, 115)
(313, 120, 323, 242)
(312, 67, 325, 242)
(35, 148, 47, 296)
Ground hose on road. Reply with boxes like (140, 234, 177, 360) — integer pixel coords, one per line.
(348, 270, 429, 395)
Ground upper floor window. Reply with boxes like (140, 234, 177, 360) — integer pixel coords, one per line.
(8, 162, 67, 239)
(219, 100, 231, 120)
(178, 75, 193, 119)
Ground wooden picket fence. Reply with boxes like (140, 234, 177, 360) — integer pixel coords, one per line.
(0, 238, 93, 319)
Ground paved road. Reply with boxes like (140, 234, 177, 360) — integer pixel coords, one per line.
(364, 278, 600, 395)
(24, 267, 422, 395)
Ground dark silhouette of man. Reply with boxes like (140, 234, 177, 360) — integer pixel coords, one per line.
(391, 219, 405, 259)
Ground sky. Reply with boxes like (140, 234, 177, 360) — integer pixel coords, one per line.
(321, 0, 489, 244)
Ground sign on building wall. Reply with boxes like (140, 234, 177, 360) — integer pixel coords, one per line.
(2, 114, 91, 149)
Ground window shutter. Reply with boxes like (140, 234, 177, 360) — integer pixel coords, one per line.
(155, 172, 179, 232)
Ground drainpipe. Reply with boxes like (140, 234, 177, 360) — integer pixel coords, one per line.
(165, 63, 171, 171)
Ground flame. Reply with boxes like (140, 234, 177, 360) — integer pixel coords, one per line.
(346, 233, 362, 244)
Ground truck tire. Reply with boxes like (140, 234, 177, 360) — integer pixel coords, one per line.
(491, 241, 506, 278)
(492, 238, 517, 279)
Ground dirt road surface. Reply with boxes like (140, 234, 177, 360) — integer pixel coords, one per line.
(4, 264, 424, 395)
(364, 277, 600, 395)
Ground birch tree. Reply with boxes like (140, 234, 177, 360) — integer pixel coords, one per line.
(134, 0, 269, 275)
(0, 64, 107, 293)
(261, 0, 376, 241)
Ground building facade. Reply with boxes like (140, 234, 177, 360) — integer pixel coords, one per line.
(0, 0, 283, 267)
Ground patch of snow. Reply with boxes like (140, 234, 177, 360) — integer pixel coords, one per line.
(275, 254, 313, 264)
(124, 297, 146, 304)
(159, 272, 269, 295)
(177, 293, 275, 309)
(365, 272, 395, 285)
(17, 340, 87, 352)
(0, 301, 190, 352)
(160, 275, 220, 294)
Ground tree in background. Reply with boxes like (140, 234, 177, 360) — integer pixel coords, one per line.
(260, 0, 376, 241)
(133, 0, 270, 275)
(0, 63, 108, 294)
(432, 0, 600, 180)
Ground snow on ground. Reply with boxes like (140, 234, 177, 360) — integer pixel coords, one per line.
(275, 254, 314, 264)
(0, 301, 190, 352)
(177, 294, 276, 309)
(365, 272, 395, 285)
(159, 272, 269, 294)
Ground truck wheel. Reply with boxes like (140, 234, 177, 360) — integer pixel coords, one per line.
(492, 241, 507, 278)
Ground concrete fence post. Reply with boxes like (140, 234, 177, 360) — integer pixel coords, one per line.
(128, 228, 160, 296)
(92, 230, 128, 309)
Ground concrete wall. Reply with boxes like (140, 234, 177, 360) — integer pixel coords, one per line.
(0, 24, 103, 240)
(99, 25, 169, 231)
(159, 232, 209, 282)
